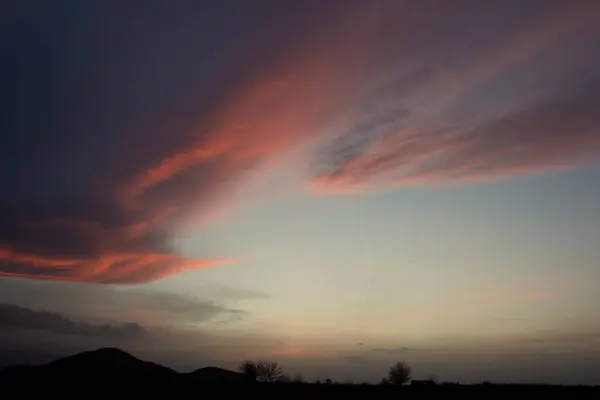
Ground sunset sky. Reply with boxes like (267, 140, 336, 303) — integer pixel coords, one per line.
(1, 0, 600, 384)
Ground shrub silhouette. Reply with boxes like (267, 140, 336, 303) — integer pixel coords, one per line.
(239, 360, 282, 382)
(388, 361, 412, 385)
(239, 360, 259, 380)
(257, 361, 283, 382)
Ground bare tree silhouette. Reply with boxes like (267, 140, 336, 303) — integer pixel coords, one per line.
(388, 361, 412, 385)
(257, 361, 283, 382)
(239, 360, 259, 380)
(239, 360, 283, 382)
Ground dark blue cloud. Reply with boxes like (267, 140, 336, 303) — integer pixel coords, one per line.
(0, 0, 345, 283)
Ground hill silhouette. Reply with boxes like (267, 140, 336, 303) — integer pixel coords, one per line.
(1, 347, 599, 394)
(0, 347, 251, 384)
(45, 347, 173, 371)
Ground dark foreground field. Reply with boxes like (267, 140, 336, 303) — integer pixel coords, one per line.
(1, 348, 598, 397)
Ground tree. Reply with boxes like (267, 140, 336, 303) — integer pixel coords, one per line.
(388, 361, 412, 385)
(239, 360, 283, 382)
(256, 361, 283, 382)
(239, 360, 259, 380)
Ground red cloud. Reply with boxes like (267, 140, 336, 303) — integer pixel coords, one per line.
(0, 2, 371, 285)
(0, 215, 237, 285)
(0, 246, 236, 285)
(3, 1, 599, 285)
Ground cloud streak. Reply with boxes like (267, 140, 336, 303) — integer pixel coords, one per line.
(0, 300, 279, 371)
(0, 1, 363, 284)
(307, 1, 600, 193)
(312, 84, 600, 193)
(0, 303, 144, 338)
(1, 0, 600, 284)
(0, 279, 264, 329)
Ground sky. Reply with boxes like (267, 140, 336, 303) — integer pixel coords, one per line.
(1, 0, 600, 385)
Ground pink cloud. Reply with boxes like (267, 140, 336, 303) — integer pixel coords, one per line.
(311, 87, 600, 192)
(3, 1, 600, 285)
(0, 2, 375, 284)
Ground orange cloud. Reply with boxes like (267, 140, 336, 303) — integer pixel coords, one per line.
(120, 137, 235, 206)
(1, 2, 376, 285)
(116, 4, 385, 229)
(3, 1, 600, 285)
(0, 245, 236, 285)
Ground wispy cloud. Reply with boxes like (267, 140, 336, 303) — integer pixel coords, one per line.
(309, 1, 600, 194)
(0, 1, 363, 284)
(0, 300, 281, 370)
(1, 0, 599, 285)
(0, 303, 144, 338)
(311, 81, 600, 194)
(0, 279, 264, 328)
(0, 280, 274, 367)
